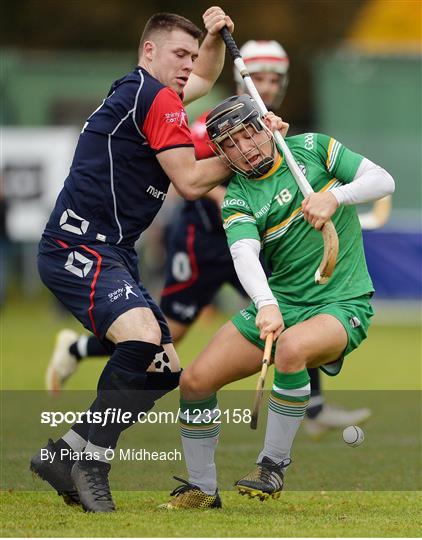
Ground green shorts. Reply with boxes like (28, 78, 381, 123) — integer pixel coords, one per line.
(231, 293, 374, 376)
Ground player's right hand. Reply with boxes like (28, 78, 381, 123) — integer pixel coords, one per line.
(263, 112, 289, 137)
(255, 304, 284, 340)
(301, 191, 339, 230)
(203, 6, 234, 36)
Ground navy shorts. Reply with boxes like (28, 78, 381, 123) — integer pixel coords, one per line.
(38, 235, 171, 343)
(159, 219, 246, 324)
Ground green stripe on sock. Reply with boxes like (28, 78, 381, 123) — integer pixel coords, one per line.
(269, 401, 307, 417)
(269, 400, 307, 413)
(271, 390, 309, 403)
(274, 368, 310, 390)
(269, 408, 305, 418)
(179, 415, 218, 427)
(269, 397, 308, 410)
(179, 393, 217, 414)
(180, 430, 220, 439)
(180, 424, 220, 439)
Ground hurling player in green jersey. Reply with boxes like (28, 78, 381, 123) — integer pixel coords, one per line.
(160, 94, 394, 509)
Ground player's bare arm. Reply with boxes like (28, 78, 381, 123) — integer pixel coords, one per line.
(157, 147, 230, 200)
(184, 7, 234, 104)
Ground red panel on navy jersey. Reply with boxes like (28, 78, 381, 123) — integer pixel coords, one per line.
(142, 87, 193, 154)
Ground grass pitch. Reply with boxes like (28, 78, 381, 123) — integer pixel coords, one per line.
(1, 295, 421, 537)
(2, 491, 421, 537)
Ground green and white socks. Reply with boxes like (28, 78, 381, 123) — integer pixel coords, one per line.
(258, 368, 310, 464)
(179, 370, 309, 492)
(179, 394, 220, 495)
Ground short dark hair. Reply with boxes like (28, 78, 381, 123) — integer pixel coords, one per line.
(140, 12, 202, 48)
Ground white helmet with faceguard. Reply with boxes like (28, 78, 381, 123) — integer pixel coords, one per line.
(234, 40, 289, 109)
(206, 94, 276, 179)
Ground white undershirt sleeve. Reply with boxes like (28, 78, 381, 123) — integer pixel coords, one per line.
(229, 238, 278, 311)
(330, 157, 395, 206)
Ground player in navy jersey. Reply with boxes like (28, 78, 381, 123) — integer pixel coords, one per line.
(30, 8, 285, 514)
(46, 40, 371, 438)
(45, 41, 289, 394)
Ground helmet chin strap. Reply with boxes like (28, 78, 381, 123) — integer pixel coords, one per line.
(247, 156, 274, 178)
(246, 137, 277, 178)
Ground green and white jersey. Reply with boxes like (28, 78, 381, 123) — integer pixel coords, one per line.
(222, 133, 374, 305)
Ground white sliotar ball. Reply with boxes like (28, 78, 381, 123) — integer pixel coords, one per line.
(342, 425, 365, 447)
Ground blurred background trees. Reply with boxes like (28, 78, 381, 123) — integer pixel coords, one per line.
(1, 0, 368, 127)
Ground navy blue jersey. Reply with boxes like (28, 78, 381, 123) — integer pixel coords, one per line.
(181, 197, 227, 233)
(44, 67, 193, 248)
(160, 218, 245, 324)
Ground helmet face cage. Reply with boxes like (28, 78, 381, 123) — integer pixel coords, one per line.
(206, 96, 275, 179)
(213, 119, 275, 179)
